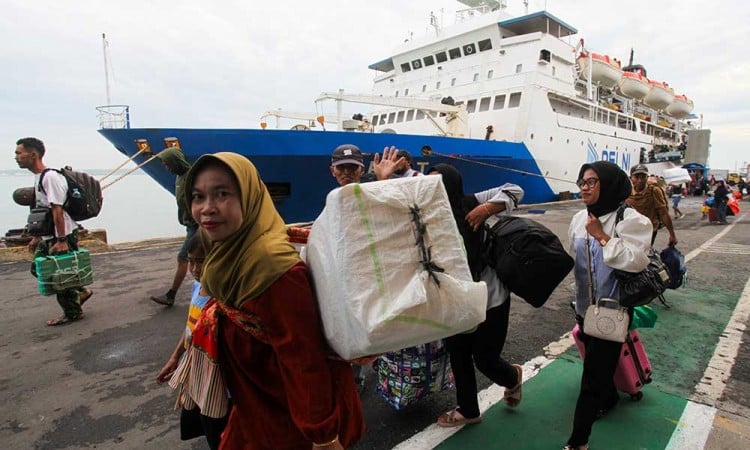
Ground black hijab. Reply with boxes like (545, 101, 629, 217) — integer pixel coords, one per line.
(429, 164, 483, 280)
(578, 161, 632, 217)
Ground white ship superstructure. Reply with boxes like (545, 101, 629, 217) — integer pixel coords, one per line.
(351, 0, 700, 194)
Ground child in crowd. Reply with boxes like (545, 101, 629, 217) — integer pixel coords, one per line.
(156, 232, 228, 450)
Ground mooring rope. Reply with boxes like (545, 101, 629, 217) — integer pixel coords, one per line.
(420, 147, 579, 186)
(99, 148, 148, 182)
(101, 153, 160, 190)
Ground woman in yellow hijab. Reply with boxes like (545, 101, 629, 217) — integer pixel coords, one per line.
(181, 153, 365, 450)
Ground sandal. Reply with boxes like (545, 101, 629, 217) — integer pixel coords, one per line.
(79, 289, 93, 306)
(503, 364, 523, 407)
(436, 408, 482, 428)
(46, 313, 84, 326)
(563, 445, 589, 450)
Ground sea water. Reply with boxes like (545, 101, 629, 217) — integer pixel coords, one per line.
(0, 170, 184, 244)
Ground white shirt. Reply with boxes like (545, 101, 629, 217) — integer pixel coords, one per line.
(475, 183, 525, 309)
(35, 170, 77, 239)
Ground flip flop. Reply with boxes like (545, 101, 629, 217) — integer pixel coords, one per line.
(503, 364, 523, 407)
(80, 289, 93, 306)
(436, 408, 482, 428)
(46, 313, 84, 326)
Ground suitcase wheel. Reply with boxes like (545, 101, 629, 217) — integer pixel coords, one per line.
(630, 391, 643, 401)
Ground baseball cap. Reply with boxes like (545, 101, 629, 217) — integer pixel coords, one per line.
(331, 144, 364, 167)
(630, 164, 649, 175)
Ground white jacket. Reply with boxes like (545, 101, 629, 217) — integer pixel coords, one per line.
(567, 206, 652, 316)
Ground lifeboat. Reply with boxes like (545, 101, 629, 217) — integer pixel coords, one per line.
(643, 80, 675, 110)
(577, 52, 623, 89)
(617, 71, 650, 99)
(665, 94, 694, 119)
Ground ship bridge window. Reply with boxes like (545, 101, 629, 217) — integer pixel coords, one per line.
(466, 99, 477, 113)
(508, 92, 522, 108)
(436, 51, 448, 63)
(379, 115, 387, 125)
(422, 84, 427, 92)
(473, 73, 479, 82)
(395, 90, 399, 97)
(412, 59, 422, 69)
(449, 47, 462, 59)
(436, 81, 441, 89)
(463, 43, 476, 56)
(478, 38, 493, 51)
(487, 69, 494, 79)
(406, 110, 415, 121)
(451, 78, 456, 86)
(416, 110, 425, 120)
(515, 64, 523, 73)
(479, 97, 491, 112)
(388, 112, 396, 124)
(404, 88, 409, 96)
(539, 49, 551, 63)
(423, 55, 435, 66)
(397, 111, 405, 123)
(493, 94, 506, 109)
(400, 63, 411, 73)
(372, 114, 379, 124)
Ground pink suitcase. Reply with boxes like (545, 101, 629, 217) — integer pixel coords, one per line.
(572, 324, 652, 400)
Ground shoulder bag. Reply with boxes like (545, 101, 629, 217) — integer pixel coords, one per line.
(582, 235, 629, 343)
(612, 205, 671, 307)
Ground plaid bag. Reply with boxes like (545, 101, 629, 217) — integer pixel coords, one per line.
(373, 340, 453, 410)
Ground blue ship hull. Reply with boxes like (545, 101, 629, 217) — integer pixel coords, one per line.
(98, 128, 555, 223)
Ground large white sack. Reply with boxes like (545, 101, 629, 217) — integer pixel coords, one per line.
(307, 176, 487, 360)
(663, 167, 692, 185)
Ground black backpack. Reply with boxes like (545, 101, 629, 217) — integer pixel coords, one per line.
(483, 215, 574, 307)
(39, 167, 103, 221)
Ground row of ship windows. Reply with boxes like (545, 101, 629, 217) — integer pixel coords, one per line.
(400, 38, 493, 73)
(371, 92, 523, 126)
(394, 63, 543, 97)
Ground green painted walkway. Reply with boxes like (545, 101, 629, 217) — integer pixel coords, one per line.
(437, 285, 743, 449)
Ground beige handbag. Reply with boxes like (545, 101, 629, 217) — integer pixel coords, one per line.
(582, 235, 629, 343)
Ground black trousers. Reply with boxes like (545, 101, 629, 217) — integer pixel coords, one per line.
(567, 330, 621, 446)
(444, 299, 518, 418)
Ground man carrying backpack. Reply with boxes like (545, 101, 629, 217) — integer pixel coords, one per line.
(150, 146, 198, 306)
(626, 164, 678, 247)
(15, 137, 93, 326)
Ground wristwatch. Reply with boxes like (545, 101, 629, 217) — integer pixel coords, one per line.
(56, 236, 67, 243)
(598, 237, 608, 247)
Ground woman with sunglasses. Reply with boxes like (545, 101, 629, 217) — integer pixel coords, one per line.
(563, 161, 652, 450)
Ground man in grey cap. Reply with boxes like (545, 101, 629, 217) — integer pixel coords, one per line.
(626, 163, 677, 246)
(329, 144, 405, 187)
(329, 144, 366, 186)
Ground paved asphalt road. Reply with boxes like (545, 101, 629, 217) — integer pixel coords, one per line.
(0, 196, 748, 449)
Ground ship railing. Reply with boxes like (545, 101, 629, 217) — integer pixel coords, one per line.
(96, 105, 130, 129)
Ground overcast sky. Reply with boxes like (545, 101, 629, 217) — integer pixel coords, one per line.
(2, 0, 748, 173)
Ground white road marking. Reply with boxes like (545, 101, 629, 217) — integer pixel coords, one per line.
(393, 214, 748, 449)
(666, 267, 750, 448)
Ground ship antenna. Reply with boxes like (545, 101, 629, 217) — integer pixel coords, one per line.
(524, 0, 529, 14)
(102, 33, 112, 106)
(628, 48, 634, 66)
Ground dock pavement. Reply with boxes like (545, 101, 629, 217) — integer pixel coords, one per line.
(0, 196, 748, 449)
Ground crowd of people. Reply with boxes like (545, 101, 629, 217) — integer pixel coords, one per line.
(17, 135, 743, 449)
